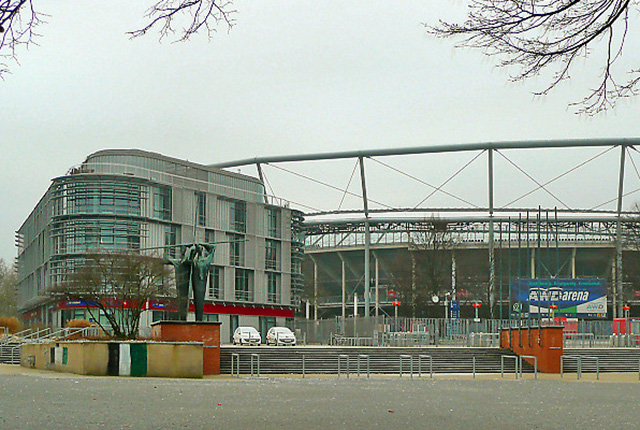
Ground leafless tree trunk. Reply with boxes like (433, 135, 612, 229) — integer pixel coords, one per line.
(429, 0, 640, 114)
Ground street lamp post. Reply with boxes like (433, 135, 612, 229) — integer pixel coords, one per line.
(549, 304, 558, 325)
(472, 303, 481, 322)
(393, 301, 401, 332)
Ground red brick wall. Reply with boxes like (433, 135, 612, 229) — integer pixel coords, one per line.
(152, 322, 221, 375)
(500, 326, 563, 373)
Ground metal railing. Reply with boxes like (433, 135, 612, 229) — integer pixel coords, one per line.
(337, 354, 350, 378)
(560, 355, 599, 380)
(563, 333, 595, 348)
(501, 355, 519, 379)
(418, 354, 433, 379)
(231, 353, 240, 377)
(519, 355, 538, 379)
(250, 354, 260, 377)
(357, 354, 370, 378)
(399, 355, 414, 378)
(297, 316, 630, 348)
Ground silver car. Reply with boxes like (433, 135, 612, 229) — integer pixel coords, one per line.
(266, 327, 296, 346)
(233, 326, 261, 345)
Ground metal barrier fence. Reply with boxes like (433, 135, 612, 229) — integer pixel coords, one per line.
(296, 316, 629, 348)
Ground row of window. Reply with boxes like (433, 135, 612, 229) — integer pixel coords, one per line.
(52, 181, 282, 238)
(207, 267, 281, 303)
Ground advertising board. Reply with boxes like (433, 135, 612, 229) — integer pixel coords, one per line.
(510, 278, 607, 319)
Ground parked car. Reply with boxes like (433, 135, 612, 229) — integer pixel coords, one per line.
(233, 327, 261, 345)
(266, 327, 297, 346)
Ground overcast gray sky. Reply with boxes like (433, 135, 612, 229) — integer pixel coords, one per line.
(2, 0, 640, 262)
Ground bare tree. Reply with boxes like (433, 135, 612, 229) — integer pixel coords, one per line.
(50, 252, 172, 339)
(0, 0, 235, 76)
(0, 258, 17, 316)
(429, 1, 640, 114)
(391, 220, 456, 317)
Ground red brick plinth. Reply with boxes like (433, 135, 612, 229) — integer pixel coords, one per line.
(500, 326, 564, 373)
(151, 321, 221, 375)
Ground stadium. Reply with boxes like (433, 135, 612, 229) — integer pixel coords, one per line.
(212, 138, 640, 329)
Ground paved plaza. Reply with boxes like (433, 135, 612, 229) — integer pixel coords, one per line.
(1, 364, 639, 429)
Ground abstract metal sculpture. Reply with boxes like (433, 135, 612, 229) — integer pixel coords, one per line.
(164, 243, 215, 321)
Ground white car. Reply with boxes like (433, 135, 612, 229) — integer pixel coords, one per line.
(233, 327, 261, 345)
(266, 327, 297, 346)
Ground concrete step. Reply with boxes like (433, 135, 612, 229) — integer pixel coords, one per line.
(220, 346, 528, 375)
(0, 342, 21, 365)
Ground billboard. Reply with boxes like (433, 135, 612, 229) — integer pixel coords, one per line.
(510, 278, 607, 319)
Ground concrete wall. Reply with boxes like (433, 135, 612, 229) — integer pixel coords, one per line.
(21, 341, 203, 378)
(147, 343, 202, 378)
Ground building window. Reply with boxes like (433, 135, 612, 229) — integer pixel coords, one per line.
(203, 314, 219, 322)
(205, 229, 215, 244)
(267, 272, 279, 303)
(208, 266, 223, 300)
(164, 225, 178, 257)
(153, 185, 172, 221)
(230, 200, 246, 233)
(266, 207, 280, 238)
(196, 192, 206, 226)
(265, 239, 279, 270)
(228, 233, 244, 266)
(235, 269, 253, 301)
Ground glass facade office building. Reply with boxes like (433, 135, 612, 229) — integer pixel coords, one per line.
(16, 150, 301, 340)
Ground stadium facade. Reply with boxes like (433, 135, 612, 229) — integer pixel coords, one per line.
(16, 150, 304, 341)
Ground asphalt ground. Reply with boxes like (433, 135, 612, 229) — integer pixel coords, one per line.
(1, 364, 639, 430)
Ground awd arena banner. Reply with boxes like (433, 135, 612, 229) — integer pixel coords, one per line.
(511, 278, 607, 319)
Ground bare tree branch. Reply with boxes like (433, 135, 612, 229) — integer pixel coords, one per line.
(0, 1, 236, 77)
(128, 0, 236, 41)
(428, 0, 640, 114)
(0, 0, 43, 77)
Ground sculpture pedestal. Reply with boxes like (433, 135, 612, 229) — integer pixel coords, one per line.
(151, 321, 221, 375)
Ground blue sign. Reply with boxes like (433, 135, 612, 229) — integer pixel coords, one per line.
(450, 300, 460, 319)
(510, 278, 607, 319)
